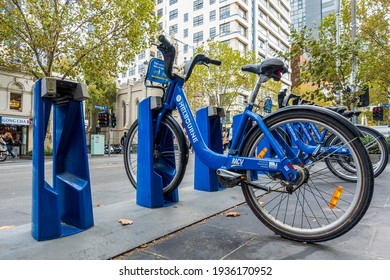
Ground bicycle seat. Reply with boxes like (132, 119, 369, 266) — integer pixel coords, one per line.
(242, 58, 288, 81)
(344, 110, 361, 117)
(326, 106, 347, 114)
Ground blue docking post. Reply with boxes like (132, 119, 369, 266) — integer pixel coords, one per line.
(194, 106, 225, 192)
(136, 96, 179, 208)
(32, 78, 93, 241)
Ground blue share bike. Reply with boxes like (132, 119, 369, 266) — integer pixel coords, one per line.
(124, 35, 374, 242)
(279, 92, 389, 179)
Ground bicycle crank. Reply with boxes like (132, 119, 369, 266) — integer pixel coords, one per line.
(216, 169, 247, 188)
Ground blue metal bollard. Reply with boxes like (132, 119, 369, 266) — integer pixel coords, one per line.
(136, 97, 179, 208)
(194, 106, 224, 192)
(32, 78, 93, 241)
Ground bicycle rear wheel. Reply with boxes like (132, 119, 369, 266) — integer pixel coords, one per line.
(124, 115, 189, 195)
(240, 110, 374, 243)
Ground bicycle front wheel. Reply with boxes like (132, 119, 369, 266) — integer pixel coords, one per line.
(0, 151, 7, 162)
(124, 116, 189, 195)
(240, 110, 374, 243)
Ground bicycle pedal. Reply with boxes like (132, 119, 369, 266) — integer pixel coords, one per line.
(216, 169, 247, 188)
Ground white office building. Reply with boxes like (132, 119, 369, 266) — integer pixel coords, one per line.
(117, 0, 291, 84)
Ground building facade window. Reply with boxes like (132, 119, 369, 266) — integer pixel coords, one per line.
(169, 9, 178, 20)
(238, 7, 247, 19)
(193, 15, 203, 27)
(210, 0, 216, 4)
(169, 0, 178, 5)
(138, 51, 145, 60)
(157, 0, 163, 4)
(9, 92, 22, 111)
(128, 67, 135, 76)
(169, 23, 178, 35)
(238, 41, 246, 54)
(219, 5, 230, 20)
(193, 0, 203, 11)
(220, 22, 230, 36)
(210, 27, 216, 39)
(184, 44, 188, 53)
(193, 31, 203, 43)
(238, 23, 247, 37)
(138, 64, 145, 74)
(184, 12, 189, 22)
(210, 10, 216, 22)
(157, 8, 163, 17)
(184, 28, 188, 38)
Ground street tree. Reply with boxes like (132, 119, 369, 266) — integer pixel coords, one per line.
(285, 13, 359, 108)
(0, 0, 158, 80)
(356, 0, 390, 103)
(0, 0, 158, 145)
(184, 40, 281, 117)
(284, 0, 390, 109)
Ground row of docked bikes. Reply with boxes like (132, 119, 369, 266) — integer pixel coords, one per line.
(123, 35, 388, 243)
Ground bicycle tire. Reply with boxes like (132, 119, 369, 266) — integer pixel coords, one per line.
(240, 109, 374, 243)
(0, 151, 7, 162)
(124, 115, 189, 195)
(325, 125, 388, 179)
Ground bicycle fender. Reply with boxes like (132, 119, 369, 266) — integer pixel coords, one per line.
(265, 105, 364, 138)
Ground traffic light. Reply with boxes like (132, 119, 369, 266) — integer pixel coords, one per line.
(98, 112, 109, 127)
(372, 106, 383, 121)
(111, 114, 117, 128)
(358, 86, 370, 107)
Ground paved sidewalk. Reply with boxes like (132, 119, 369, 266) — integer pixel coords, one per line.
(1, 160, 389, 260)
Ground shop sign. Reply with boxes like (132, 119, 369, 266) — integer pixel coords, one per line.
(0, 116, 31, 126)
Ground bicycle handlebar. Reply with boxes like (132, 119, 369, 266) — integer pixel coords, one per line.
(158, 35, 176, 80)
(157, 34, 221, 81)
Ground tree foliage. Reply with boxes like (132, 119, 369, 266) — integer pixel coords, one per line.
(0, 0, 158, 80)
(357, 0, 390, 104)
(284, 0, 390, 109)
(184, 41, 260, 114)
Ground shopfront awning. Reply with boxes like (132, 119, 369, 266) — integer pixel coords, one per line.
(0, 116, 31, 126)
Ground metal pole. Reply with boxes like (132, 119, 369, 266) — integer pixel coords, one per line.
(335, 0, 342, 104)
(108, 109, 111, 156)
(351, 0, 358, 124)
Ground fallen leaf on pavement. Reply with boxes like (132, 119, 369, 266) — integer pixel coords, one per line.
(140, 244, 148, 248)
(226, 212, 240, 217)
(119, 219, 134, 226)
(0, 225, 15, 230)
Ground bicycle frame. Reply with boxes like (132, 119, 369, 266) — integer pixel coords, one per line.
(153, 77, 299, 182)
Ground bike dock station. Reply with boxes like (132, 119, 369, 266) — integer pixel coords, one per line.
(32, 77, 93, 241)
(136, 96, 179, 208)
(194, 106, 225, 192)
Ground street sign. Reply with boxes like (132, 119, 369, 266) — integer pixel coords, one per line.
(382, 104, 390, 108)
(94, 105, 108, 111)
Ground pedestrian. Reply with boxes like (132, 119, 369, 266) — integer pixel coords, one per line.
(227, 125, 233, 149)
(120, 131, 127, 146)
(222, 128, 229, 151)
(1, 132, 16, 159)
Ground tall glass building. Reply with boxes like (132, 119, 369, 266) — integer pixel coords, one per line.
(290, 0, 335, 32)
